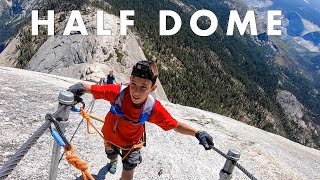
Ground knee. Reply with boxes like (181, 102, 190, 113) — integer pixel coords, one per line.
(105, 148, 118, 160)
(123, 160, 137, 171)
(122, 150, 142, 171)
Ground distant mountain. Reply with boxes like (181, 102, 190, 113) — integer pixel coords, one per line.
(0, 44, 5, 52)
(303, 31, 320, 46)
(245, 0, 320, 51)
(272, 0, 320, 27)
(0, 0, 38, 52)
(309, 0, 320, 9)
(257, 32, 268, 42)
(286, 12, 304, 36)
(0, 0, 87, 52)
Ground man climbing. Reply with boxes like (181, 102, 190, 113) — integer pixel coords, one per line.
(68, 60, 214, 180)
(105, 70, 117, 84)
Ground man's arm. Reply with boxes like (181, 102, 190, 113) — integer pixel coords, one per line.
(113, 76, 117, 84)
(174, 122, 197, 136)
(174, 121, 214, 150)
(68, 83, 92, 94)
(68, 82, 120, 102)
(82, 83, 92, 94)
(149, 101, 214, 150)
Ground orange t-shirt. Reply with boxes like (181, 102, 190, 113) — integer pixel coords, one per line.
(91, 84, 178, 148)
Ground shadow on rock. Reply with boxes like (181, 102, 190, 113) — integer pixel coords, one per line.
(75, 164, 110, 180)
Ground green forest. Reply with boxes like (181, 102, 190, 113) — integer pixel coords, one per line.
(99, 0, 320, 148)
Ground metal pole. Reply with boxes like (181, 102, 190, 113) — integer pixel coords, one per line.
(49, 90, 74, 180)
(49, 121, 68, 180)
(219, 149, 240, 180)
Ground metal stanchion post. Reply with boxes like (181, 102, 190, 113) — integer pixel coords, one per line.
(49, 90, 74, 180)
(219, 149, 240, 180)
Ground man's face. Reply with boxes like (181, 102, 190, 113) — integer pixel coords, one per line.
(129, 76, 156, 105)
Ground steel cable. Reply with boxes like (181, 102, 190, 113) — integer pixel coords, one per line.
(0, 121, 51, 179)
(210, 145, 257, 180)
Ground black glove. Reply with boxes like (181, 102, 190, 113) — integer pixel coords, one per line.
(195, 131, 214, 150)
(67, 83, 86, 98)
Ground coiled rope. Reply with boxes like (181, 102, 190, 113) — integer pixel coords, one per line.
(64, 145, 95, 180)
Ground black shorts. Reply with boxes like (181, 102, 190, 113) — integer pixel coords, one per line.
(105, 145, 142, 171)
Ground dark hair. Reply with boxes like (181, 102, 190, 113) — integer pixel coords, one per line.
(131, 60, 159, 85)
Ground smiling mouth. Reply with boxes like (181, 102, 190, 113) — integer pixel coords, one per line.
(132, 96, 140, 100)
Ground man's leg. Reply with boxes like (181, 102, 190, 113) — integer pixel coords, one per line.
(121, 169, 134, 180)
(121, 149, 142, 180)
(105, 146, 119, 174)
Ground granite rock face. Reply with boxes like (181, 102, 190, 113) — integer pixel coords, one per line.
(277, 90, 304, 119)
(0, 67, 320, 180)
(276, 89, 319, 147)
(3, 9, 168, 101)
(27, 10, 138, 80)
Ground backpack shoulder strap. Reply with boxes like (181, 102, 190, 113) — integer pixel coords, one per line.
(110, 84, 127, 116)
(138, 95, 156, 125)
(110, 84, 156, 124)
(120, 84, 127, 91)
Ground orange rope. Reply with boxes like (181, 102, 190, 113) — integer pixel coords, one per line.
(80, 108, 104, 139)
(105, 141, 145, 160)
(64, 145, 95, 180)
(80, 108, 145, 160)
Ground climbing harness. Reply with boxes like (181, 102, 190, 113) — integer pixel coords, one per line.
(79, 107, 145, 161)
